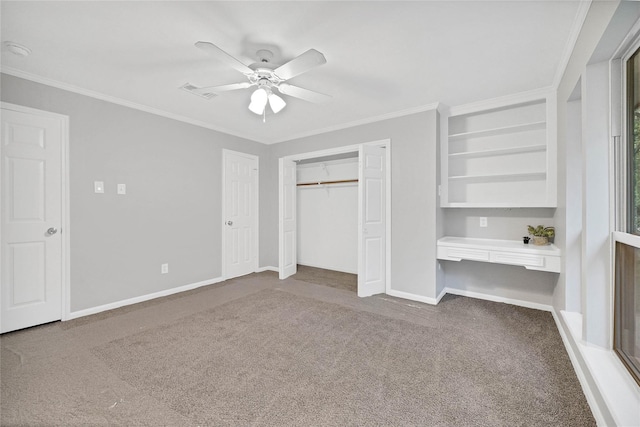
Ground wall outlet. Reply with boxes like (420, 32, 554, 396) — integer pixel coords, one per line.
(94, 181, 104, 193)
(479, 217, 488, 228)
(161, 263, 169, 274)
(117, 184, 126, 195)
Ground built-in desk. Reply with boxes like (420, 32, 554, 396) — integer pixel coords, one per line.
(437, 236, 561, 273)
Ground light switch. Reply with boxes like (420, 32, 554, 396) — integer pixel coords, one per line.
(94, 181, 104, 194)
(117, 184, 126, 195)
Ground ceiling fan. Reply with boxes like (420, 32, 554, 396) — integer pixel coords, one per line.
(184, 41, 331, 117)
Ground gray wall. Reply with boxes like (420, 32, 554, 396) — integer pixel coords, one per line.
(266, 110, 441, 298)
(441, 207, 558, 305)
(1, 74, 268, 312)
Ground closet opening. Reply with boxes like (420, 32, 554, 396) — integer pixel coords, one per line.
(296, 152, 359, 293)
(278, 140, 391, 297)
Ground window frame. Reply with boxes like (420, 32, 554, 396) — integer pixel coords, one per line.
(612, 33, 640, 387)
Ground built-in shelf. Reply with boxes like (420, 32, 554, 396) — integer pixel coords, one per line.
(448, 144, 546, 159)
(437, 236, 561, 273)
(441, 92, 556, 207)
(448, 171, 546, 182)
(448, 121, 546, 141)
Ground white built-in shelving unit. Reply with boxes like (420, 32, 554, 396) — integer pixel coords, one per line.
(441, 90, 557, 208)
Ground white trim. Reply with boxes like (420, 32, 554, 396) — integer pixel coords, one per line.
(1, 66, 258, 144)
(448, 87, 554, 117)
(286, 141, 373, 162)
(444, 287, 553, 312)
(279, 139, 392, 293)
(1, 67, 440, 146)
(256, 265, 279, 273)
(273, 103, 440, 144)
(612, 230, 640, 248)
(222, 149, 259, 280)
(386, 288, 445, 306)
(67, 277, 224, 320)
(384, 139, 392, 295)
(551, 0, 592, 89)
(0, 102, 71, 322)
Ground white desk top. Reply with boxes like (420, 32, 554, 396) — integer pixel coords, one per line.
(438, 236, 561, 256)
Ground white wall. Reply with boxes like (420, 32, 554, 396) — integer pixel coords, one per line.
(296, 158, 358, 273)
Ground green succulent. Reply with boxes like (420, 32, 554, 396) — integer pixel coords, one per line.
(527, 225, 555, 238)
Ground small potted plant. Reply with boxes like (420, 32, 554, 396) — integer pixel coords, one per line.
(527, 225, 555, 246)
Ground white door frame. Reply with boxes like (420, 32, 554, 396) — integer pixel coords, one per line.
(221, 149, 259, 279)
(278, 139, 392, 293)
(0, 102, 71, 322)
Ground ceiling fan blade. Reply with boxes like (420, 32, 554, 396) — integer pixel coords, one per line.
(277, 83, 331, 104)
(195, 41, 254, 75)
(273, 49, 326, 80)
(192, 82, 252, 95)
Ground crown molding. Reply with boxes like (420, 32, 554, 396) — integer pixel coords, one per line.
(0, 66, 262, 143)
(270, 102, 441, 145)
(448, 86, 554, 117)
(552, 0, 592, 89)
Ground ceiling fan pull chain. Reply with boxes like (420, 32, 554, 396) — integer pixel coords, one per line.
(263, 109, 266, 123)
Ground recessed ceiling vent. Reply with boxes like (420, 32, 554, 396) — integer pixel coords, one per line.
(180, 83, 216, 100)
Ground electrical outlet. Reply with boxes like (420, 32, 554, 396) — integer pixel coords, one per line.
(479, 217, 488, 228)
(94, 181, 104, 194)
(161, 263, 169, 274)
(117, 184, 126, 195)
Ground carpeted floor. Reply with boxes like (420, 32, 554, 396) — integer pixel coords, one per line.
(1, 269, 595, 426)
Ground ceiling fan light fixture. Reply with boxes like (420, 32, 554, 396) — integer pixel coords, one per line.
(248, 88, 268, 115)
(268, 93, 286, 114)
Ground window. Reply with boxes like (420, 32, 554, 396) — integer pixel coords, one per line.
(628, 48, 640, 234)
(614, 45, 640, 387)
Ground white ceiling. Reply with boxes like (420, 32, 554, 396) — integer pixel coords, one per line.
(1, 1, 582, 144)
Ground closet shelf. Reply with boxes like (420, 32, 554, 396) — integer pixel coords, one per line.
(448, 121, 546, 141)
(448, 144, 546, 159)
(448, 172, 546, 182)
(297, 179, 358, 187)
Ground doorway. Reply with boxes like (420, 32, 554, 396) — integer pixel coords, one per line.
(1, 103, 69, 333)
(278, 140, 391, 297)
(222, 149, 259, 279)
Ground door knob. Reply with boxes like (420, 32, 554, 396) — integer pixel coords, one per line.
(226, 221, 233, 226)
(47, 227, 58, 235)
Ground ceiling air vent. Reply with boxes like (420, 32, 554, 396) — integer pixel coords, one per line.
(180, 83, 216, 100)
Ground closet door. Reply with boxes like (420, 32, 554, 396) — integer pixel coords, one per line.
(358, 145, 386, 297)
(279, 158, 297, 279)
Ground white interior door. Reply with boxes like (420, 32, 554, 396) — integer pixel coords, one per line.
(279, 158, 297, 279)
(358, 145, 386, 297)
(1, 107, 63, 333)
(223, 150, 258, 279)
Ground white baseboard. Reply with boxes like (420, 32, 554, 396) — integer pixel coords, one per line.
(255, 266, 279, 273)
(444, 287, 553, 312)
(386, 288, 445, 305)
(66, 277, 224, 320)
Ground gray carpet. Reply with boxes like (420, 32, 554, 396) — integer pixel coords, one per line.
(294, 264, 357, 293)
(1, 270, 595, 426)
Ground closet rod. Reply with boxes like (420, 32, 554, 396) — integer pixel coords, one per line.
(296, 179, 359, 187)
